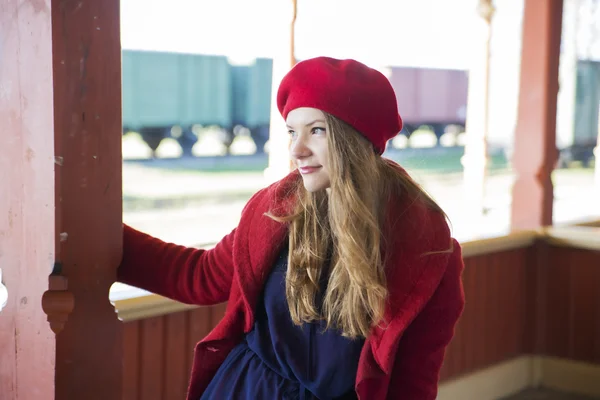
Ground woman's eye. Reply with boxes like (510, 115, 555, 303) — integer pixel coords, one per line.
(288, 130, 296, 137)
(312, 127, 326, 135)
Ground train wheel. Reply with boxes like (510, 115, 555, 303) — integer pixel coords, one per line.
(177, 129, 199, 158)
(250, 125, 270, 154)
(139, 127, 168, 158)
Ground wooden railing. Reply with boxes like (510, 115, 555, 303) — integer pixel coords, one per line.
(537, 233, 600, 364)
(441, 226, 600, 383)
(112, 224, 600, 399)
(120, 305, 227, 400)
(440, 240, 535, 380)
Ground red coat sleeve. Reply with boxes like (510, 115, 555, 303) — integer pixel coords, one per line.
(386, 240, 465, 399)
(117, 224, 236, 305)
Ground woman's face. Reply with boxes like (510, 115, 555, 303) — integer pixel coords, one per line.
(286, 107, 331, 192)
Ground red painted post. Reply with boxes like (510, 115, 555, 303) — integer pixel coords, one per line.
(511, 0, 564, 230)
(49, 0, 124, 398)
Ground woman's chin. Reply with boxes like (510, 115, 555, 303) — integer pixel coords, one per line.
(301, 176, 330, 193)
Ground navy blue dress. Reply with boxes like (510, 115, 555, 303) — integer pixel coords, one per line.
(200, 242, 365, 400)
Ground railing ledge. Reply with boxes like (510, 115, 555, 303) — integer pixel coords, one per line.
(112, 221, 599, 322)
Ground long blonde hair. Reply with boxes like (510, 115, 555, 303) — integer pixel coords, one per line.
(269, 113, 449, 338)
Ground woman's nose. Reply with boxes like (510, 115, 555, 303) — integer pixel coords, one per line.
(290, 135, 311, 158)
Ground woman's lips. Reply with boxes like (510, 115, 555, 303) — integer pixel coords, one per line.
(298, 166, 321, 174)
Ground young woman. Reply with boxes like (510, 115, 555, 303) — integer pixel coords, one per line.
(118, 57, 465, 400)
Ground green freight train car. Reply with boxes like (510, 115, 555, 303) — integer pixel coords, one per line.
(562, 60, 600, 167)
(122, 50, 274, 155)
(230, 58, 273, 152)
(122, 50, 598, 164)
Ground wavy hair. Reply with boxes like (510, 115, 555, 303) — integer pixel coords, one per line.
(269, 113, 449, 338)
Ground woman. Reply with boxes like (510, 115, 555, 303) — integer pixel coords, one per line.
(118, 57, 465, 400)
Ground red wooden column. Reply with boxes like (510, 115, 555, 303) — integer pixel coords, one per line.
(511, 0, 564, 230)
(46, 0, 124, 398)
(0, 2, 56, 398)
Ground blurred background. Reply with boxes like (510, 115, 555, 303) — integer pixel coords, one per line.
(117, 0, 599, 247)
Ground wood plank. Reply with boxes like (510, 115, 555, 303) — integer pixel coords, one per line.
(543, 248, 572, 358)
(0, 1, 56, 398)
(441, 249, 531, 380)
(164, 312, 188, 399)
(139, 317, 165, 400)
(559, 247, 600, 363)
(51, 0, 124, 398)
(122, 322, 140, 400)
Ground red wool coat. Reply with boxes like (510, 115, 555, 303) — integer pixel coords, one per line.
(118, 168, 465, 400)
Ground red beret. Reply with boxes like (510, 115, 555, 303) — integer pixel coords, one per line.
(277, 56, 403, 154)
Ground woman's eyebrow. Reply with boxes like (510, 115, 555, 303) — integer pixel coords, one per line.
(286, 119, 326, 129)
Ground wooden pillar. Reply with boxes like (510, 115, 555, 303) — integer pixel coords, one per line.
(289, 0, 298, 68)
(595, 104, 600, 196)
(511, 0, 563, 230)
(264, 0, 297, 183)
(44, 0, 124, 398)
(461, 0, 494, 236)
(0, 2, 56, 398)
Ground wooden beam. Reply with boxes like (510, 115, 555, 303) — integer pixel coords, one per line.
(0, 1, 56, 398)
(461, 0, 495, 236)
(595, 105, 600, 197)
(511, 0, 564, 230)
(265, 0, 298, 183)
(290, 0, 298, 67)
(49, 0, 124, 398)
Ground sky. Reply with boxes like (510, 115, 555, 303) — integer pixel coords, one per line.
(120, 0, 600, 67)
(119, 0, 483, 69)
